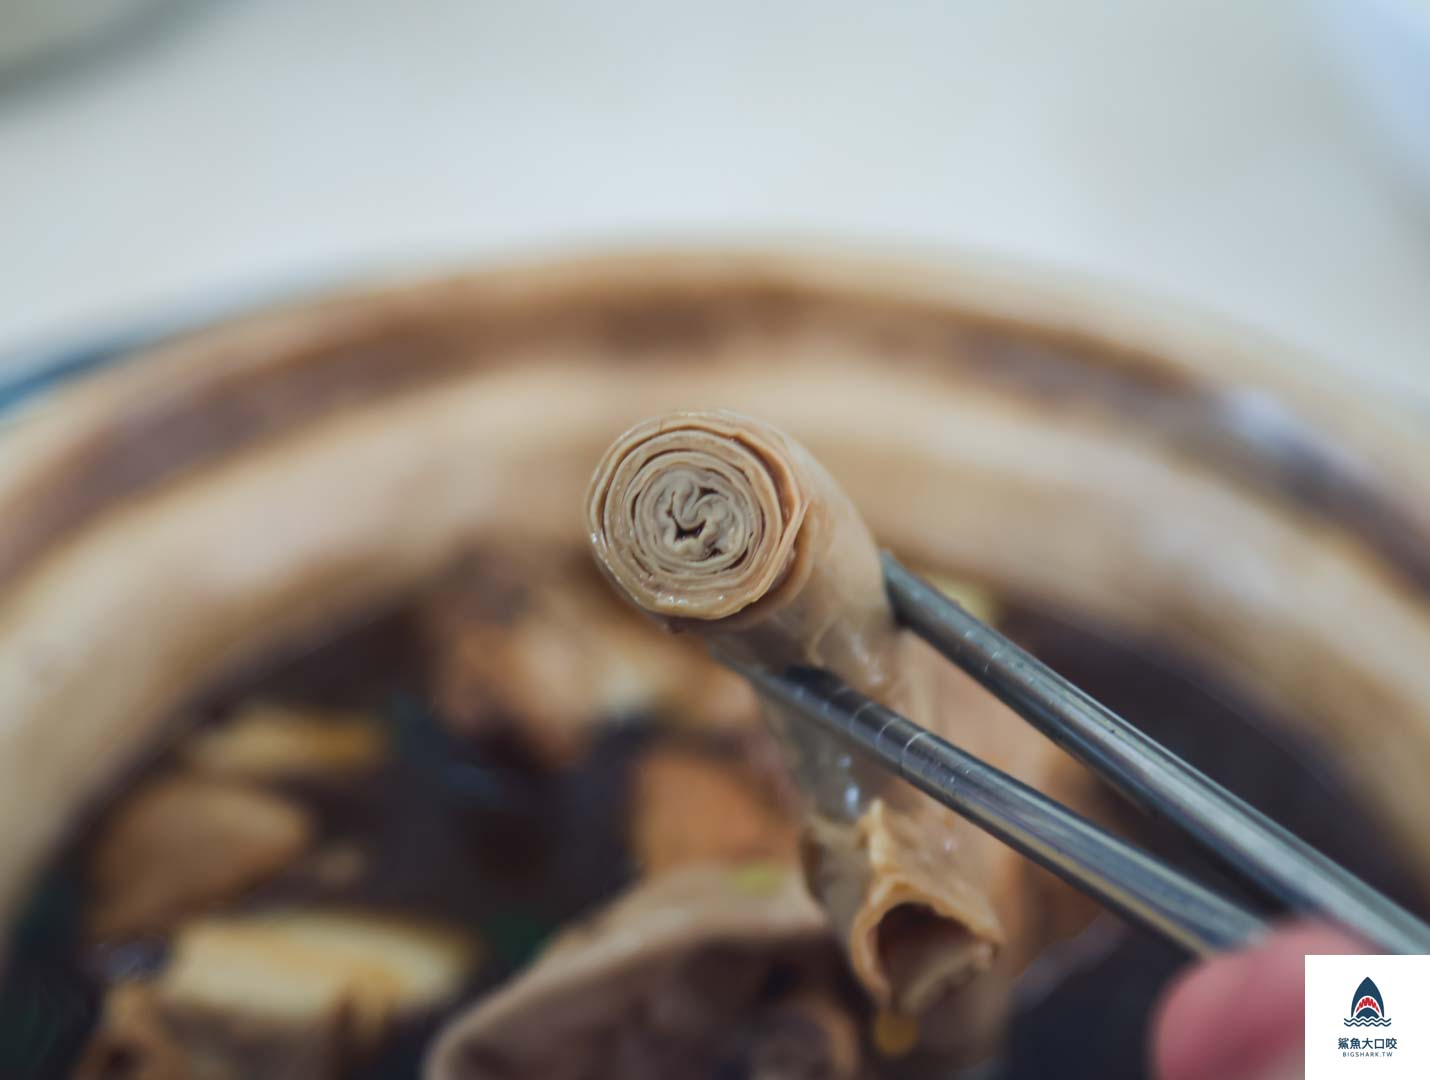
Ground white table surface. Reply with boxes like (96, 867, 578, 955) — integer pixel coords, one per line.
(2, 0, 1427, 404)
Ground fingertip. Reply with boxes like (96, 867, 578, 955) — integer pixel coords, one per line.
(1150, 922, 1368, 1080)
(1151, 945, 1255, 1080)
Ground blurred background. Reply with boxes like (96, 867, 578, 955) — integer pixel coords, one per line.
(3, 6, 1430, 1078)
(1, 0, 1428, 404)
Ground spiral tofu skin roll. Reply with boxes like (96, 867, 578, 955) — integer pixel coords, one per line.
(586, 411, 1005, 1021)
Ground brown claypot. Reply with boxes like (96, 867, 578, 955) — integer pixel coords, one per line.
(0, 248, 1427, 943)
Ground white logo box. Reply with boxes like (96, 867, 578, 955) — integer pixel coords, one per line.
(1306, 954, 1430, 1079)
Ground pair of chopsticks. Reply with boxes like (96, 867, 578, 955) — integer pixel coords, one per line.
(737, 554, 1430, 957)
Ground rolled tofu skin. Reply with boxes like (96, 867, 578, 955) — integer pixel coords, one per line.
(587, 410, 901, 819)
(586, 410, 1003, 1015)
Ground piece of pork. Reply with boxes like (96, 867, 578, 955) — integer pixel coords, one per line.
(426, 862, 865, 1080)
(86, 775, 313, 940)
(421, 548, 759, 765)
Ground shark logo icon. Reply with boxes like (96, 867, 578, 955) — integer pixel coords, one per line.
(1345, 976, 1392, 1027)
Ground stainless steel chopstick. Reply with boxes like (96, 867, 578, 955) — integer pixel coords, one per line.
(880, 553, 1430, 955)
(739, 664, 1265, 956)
